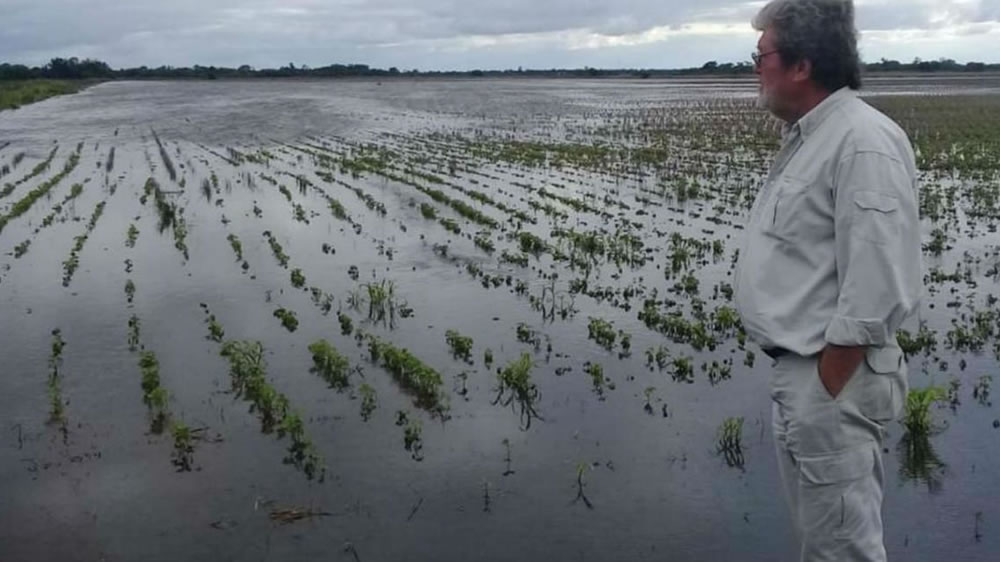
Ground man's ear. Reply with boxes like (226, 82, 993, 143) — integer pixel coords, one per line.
(791, 58, 812, 83)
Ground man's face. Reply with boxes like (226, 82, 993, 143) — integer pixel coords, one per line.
(755, 28, 795, 118)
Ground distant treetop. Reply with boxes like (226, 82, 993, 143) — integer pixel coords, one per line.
(1, 56, 997, 81)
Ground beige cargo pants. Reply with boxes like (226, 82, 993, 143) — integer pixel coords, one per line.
(770, 349, 907, 561)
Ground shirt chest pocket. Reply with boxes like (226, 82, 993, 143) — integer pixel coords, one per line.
(763, 177, 828, 241)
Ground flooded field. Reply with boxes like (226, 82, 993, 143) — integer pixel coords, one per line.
(2, 76, 1000, 561)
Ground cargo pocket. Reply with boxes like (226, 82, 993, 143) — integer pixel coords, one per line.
(855, 346, 905, 423)
(852, 191, 900, 244)
(798, 445, 877, 539)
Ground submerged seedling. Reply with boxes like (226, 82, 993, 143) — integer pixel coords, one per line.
(445, 329, 474, 363)
(573, 462, 594, 509)
(494, 353, 541, 429)
(585, 362, 609, 400)
(273, 308, 298, 332)
(226, 233, 243, 261)
(139, 351, 169, 433)
(127, 314, 141, 352)
(502, 438, 515, 476)
(125, 279, 136, 303)
(263, 231, 289, 268)
(125, 223, 139, 248)
(365, 334, 447, 416)
(358, 383, 376, 421)
(338, 312, 354, 335)
(219, 340, 325, 480)
(308, 339, 352, 390)
(717, 417, 745, 470)
(47, 329, 67, 426)
(171, 422, 195, 472)
(671, 356, 695, 384)
(205, 314, 225, 342)
(402, 415, 424, 461)
(973, 375, 992, 406)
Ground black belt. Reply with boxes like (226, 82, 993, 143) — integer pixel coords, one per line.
(762, 347, 792, 360)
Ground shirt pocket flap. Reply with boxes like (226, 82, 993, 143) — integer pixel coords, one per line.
(853, 191, 898, 213)
(799, 445, 875, 485)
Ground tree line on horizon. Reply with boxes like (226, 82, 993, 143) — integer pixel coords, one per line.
(2, 56, 998, 81)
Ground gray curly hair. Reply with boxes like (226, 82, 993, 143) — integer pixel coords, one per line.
(752, 0, 862, 91)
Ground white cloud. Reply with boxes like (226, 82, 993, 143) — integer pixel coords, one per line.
(0, 0, 996, 69)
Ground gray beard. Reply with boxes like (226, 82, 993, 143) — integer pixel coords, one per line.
(756, 86, 772, 111)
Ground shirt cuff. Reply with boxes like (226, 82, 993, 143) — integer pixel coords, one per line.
(824, 315, 888, 346)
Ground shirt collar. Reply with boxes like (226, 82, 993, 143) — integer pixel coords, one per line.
(784, 86, 857, 140)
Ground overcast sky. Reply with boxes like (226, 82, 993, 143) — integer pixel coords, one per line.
(2, 0, 998, 70)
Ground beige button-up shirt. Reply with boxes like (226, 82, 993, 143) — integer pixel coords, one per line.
(734, 87, 922, 360)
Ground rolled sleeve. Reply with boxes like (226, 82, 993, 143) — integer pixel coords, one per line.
(825, 151, 922, 347)
(824, 314, 889, 346)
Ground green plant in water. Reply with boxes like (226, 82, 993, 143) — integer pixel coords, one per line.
(363, 279, 399, 324)
(227, 233, 243, 261)
(516, 323, 541, 350)
(420, 202, 437, 220)
(359, 383, 377, 421)
(903, 386, 947, 437)
(277, 410, 325, 481)
(643, 386, 657, 414)
(125, 279, 136, 303)
(484, 348, 494, 367)
(338, 312, 354, 335)
(645, 346, 670, 371)
(585, 362, 608, 399)
(308, 339, 352, 390)
(717, 417, 745, 469)
(365, 334, 447, 416)
(171, 422, 195, 472)
(173, 218, 189, 260)
(139, 350, 169, 433)
(126, 223, 139, 248)
(440, 217, 460, 234)
(973, 375, 992, 406)
(671, 356, 695, 384)
(205, 315, 224, 342)
(273, 308, 298, 332)
(517, 231, 546, 255)
(494, 353, 541, 429)
(257, 385, 291, 433)
(47, 329, 66, 425)
(573, 462, 594, 509)
(587, 317, 617, 350)
(445, 329, 474, 363)
(403, 416, 424, 461)
(13, 239, 29, 258)
(328, 198, 349, 221)
(127, 315, 141, 352)
(263, 231, 289, 268)
(474, 232, 495, 254)
(706, 360, 733, 386)
(290, 268, 306, 289)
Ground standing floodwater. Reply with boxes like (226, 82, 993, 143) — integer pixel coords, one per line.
(1, 77, 999, 561)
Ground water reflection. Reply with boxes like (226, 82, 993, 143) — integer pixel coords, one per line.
(897, 432, 947, 493)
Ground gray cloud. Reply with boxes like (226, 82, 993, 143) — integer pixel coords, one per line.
(0, 0, 997, 69)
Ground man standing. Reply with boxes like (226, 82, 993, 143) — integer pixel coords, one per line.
(734, 1, 922, 560)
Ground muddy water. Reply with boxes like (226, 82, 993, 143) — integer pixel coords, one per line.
(1, 77, 998, 561)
